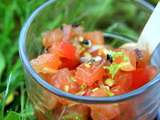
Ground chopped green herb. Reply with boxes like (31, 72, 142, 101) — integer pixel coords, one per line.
(100, 84, 114, 97)
(105, 78, 115, 87)
(68, 76, 76, 82)
(62, 113, 82, 120)
(109, 51, 124, 60)
(105, 89, 115, 97)
(124, 56, 129, 62)
(108, 50, 129, 62)
(104, 64, 122, 78)
(92, 88, 99, 92)
(104, 50, 130, 78)
(80, 84, 87, 90)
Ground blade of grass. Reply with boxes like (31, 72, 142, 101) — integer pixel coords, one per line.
(0, 73, 12, 119)
(5, 111, 20, 120)
(20, 84, 25, 120)
(0, 52, 5, 81)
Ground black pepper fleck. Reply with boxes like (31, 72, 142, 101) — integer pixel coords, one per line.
(107, 54, 113, 63)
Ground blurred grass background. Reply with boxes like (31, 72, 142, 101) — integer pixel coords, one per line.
(0, 0, 158, 120)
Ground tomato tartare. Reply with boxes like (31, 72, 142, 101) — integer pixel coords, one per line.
(31, 24, 157, 120)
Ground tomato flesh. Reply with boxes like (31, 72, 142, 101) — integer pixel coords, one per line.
(90, 104, 120, 120)
(31, 53, 61, 74)
(62, 104, 90, 120)
(83, 31, 104, 45)
(48, 68, 80, 94)
(42, 29, 63, 48)
(131, 66, 157, 90)
(75, 60, 105, 86)
(49, 40, 80, 69)
(112, 70, 133, 94)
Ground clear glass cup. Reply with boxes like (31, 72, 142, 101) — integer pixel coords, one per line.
(19, 0, 160, 120)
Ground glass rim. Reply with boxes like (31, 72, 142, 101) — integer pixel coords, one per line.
(19, 0, 160, 104)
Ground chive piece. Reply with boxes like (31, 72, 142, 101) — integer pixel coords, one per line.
(104, 64, 122, 78)
(105, 79, 115, 87)
(106, 90, 115, 97)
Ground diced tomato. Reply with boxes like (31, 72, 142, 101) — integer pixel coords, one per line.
(112, 70, 133, 94)
(83, 31, 104, 45)
(90, 104, 120, 120)
(52, 103, 65, 120)
(61, 58, 79, 70)
(39, 73, 52, 82)
(42, 28, 63, 48)
(49, 41, 76, 59)
(49, 68, 80, 94)
(30, 25, 159, 120)
(35, 111, 47, 120)
(31, 53, 61, 74)
(75, 60, 106, 86)
(117, 102, 135, 120)
(58, 97, 71, 105)
(59, 41, 77, 59)
(89, 87, 120, 119)
(62, 104, 90, 120)
(49, 40, 80, 69)
(90, 81, 102, 89)
(131, 66, 157, 90)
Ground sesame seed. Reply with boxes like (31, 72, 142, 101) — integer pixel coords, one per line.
(103, 48, 109, 55)
(64, 85, 69, 92)
(79, 36, 84, 42)
(84, 52, 92, 57)
(42, 67, 57, 74)
(84, 63, 91, 68)
(92, 88, 99, 92)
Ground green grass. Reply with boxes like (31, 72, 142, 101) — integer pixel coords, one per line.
(0, 0, 158, 120)
(0, 1, 45, 120)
